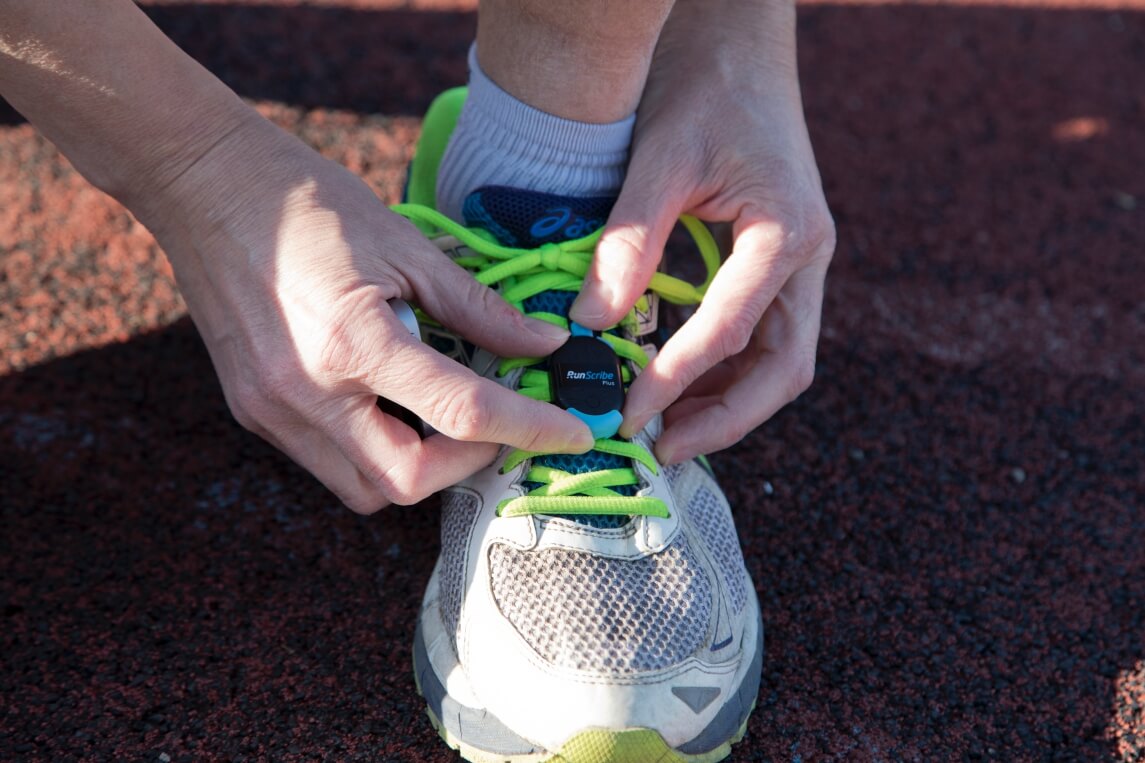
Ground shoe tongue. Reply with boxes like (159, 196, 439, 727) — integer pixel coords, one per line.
(462, 186, 614, 251)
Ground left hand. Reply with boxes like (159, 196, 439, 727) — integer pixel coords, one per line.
(569, 0, 836, 464)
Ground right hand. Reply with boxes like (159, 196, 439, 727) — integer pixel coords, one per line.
(133, 115, 592, 513)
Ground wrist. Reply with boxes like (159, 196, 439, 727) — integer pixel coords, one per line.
(116, 100, 268, 224)
(126, 110, 310, 260)
(654, 0, 799, 99)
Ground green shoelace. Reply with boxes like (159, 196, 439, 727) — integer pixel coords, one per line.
(391, 204, 720, 519)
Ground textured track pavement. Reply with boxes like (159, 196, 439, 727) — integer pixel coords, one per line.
(2, 2, 1143, 760)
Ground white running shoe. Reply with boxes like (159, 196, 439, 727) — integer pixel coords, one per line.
(394, 88, 764, 763)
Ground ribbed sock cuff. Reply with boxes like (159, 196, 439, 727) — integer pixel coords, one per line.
(436, 45, 635, 221)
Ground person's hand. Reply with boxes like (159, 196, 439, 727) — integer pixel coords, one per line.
(134, 114, 592, 513)
(569, 0, 835, 464)
(3, 0, 592, 513)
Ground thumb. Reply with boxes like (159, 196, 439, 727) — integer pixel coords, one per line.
(398, 226, 570, 358)
(570, 165, 682, 330)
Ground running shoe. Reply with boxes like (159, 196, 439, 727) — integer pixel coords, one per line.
(393, 88, 763, 763)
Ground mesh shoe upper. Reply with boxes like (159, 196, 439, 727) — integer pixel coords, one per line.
(489, 534, 711, 674)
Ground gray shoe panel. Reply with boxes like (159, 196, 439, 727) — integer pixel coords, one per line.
(414, 615, 763, 758)
(413, 624, 539, 756)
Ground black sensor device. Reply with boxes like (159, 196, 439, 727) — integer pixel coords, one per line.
(549, 335, 625, 439)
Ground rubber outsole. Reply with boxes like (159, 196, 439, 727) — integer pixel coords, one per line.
(422, 698, 754, 763)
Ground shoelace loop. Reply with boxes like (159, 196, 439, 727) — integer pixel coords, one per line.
(391, 203, 720, 519)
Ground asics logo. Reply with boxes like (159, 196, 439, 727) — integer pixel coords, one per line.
(530, 207, 602, 240)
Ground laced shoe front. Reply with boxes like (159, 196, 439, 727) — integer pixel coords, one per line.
(396, 88, 763, 763)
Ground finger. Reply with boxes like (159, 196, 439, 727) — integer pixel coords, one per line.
(653, 348, 799, 465)
(364, 316, 593, 454)
(395, 220, 570, 356)
(654, 268, 826, 464)
(674, 358, 743, 402)
(650, 363, 741, 431)
(660, 394, 721, 429)
(569, 161, 684, 330)
(265, 396, 503, 513)
(331, 395, 505, 507)
(621, 218, 792, 436)
(253, 409, 396, 514)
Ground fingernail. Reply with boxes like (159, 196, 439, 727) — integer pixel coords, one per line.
(570, 291, 608, 327)
(618, 410, 645, 440)
(527, 319, 570, 343)
(565, 423, 595, 452)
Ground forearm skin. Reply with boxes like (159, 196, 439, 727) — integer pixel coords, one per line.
(0, 0, 253, 212)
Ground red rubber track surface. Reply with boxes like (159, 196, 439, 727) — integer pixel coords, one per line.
(2, 2, 1143, 760)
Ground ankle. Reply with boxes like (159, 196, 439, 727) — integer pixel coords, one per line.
(435, 46, 634, 222)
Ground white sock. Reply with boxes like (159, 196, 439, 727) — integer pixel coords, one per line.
(435, 45, 635, 222)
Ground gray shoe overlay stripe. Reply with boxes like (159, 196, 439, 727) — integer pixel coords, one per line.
(413, 624, 539, 755)
(678, 619, 765, 755)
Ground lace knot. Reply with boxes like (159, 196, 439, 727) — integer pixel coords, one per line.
(539, 244, 563, 271)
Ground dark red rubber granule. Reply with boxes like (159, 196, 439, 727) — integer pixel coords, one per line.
(2, 1, 1143, 761)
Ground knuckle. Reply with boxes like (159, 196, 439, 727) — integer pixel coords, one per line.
(315, 321, 370, 380)
(227, 399, 258, 433)
(378, 466, 431, 507)
(727, 419, 754, 447)
(259, 359, 301, 406)
(739, 188, 836, 269)
(788, 354, 818, 400)
(473, 281, 513, 325)
(715, 313, 757, 360)
(228, 373, 275, 426)
(601, 226, 645, 264)
(312, 289, 396, 381)
(518, 419, 556, 453)
(753, 220, 793, 259)
(803, 205, 837, 261)
(355, 455, 429, 507)
(220, 380, 257, 429)
(431, 384, 493, 442)
(342, 489, 390, 516)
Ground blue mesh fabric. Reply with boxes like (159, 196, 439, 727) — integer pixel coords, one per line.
(540, 451, 625, 474)
(465, 187, 637, 526)
(463, 187, 614, 249)
(522, 290, 577, 318)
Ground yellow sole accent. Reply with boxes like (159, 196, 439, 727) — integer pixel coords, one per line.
(422, 701, 754, 763)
